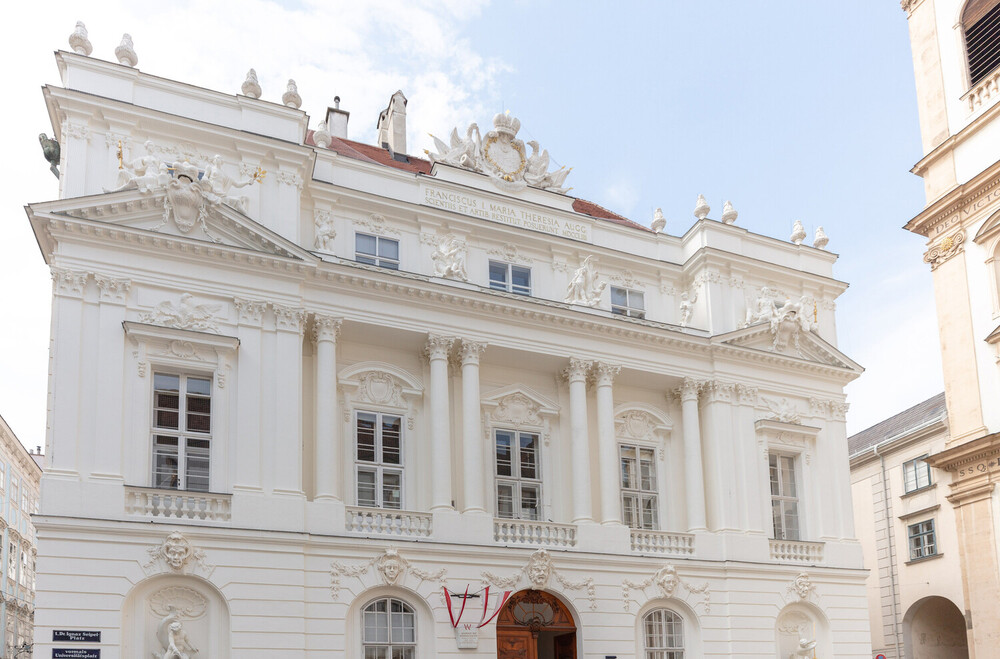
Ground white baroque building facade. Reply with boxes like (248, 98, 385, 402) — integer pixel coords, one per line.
(27, 36, 869, 658)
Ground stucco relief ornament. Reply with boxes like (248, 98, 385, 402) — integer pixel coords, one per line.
(314, 210, 336, 251)
(144, 532, 211, 575)
(492, 393, 542, 427)
(68, 21, 93, 56)
(149, 587, 208, 620)
(923, 230, 966, 270)
(526, 549, 552, 588)
(564, 255, 606, 307)
(377, 549, 406, 585)
(679, 290, 697, 328)
(357, 371, 403, 407)
(787, 572, 816, 600)
(140, 294, 222, 333)
(431, 234, 468, 280)
(154, 605, 198, 659)
(761, 396, 803, 424)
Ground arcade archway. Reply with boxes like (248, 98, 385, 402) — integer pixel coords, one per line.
(497, 589, 577, 659)
(903, 596, 969, 659)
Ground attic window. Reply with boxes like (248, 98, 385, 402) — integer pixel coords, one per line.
(965, 0, 1000, 86)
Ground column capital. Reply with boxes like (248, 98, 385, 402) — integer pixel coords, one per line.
(561, 357, 593, 383)
(458, 340, 487, 365)
(94, 274, 131, 304)
(736, 383, 759, 406)
(234, 297, 268, 327)
(592, 361, 621, 387)
(312, 314, 343, 343)
(424, 334, 455, 360)
(273, 304, 307, 334)
(701, 380, 734, 404)
(679, 377, 702, 402)
(51, 267, 89, 298)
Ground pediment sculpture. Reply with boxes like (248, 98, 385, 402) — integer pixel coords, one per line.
(742, 287, 816, 354)
(426, 112, 571, 194)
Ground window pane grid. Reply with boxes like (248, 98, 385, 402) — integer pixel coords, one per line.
(644, 609, 684, 658)
(363, 598, 415, 656)
(621, 444, 659, 529)
(356, 233, 400, 269)
(488, 261, 531, 295)
(355, 411, 404, 508)
(908, 519, 937, 560)
(495, 430, 541, 519)
(903, 456, 932, 493)
(151, 373, 211, 491)
(769, 454, 799, 540)
(611, 286, 646, 319)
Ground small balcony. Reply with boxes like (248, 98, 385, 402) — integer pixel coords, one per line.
(963, 68, 1000, 115)
(346, 506, 433, 538)
(125, 486, 232, 522)
(630, 529, 695, 556)
(494, 518, 578, 548)
(769, 538, 824, 564)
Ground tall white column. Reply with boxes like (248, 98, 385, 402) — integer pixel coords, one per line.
(313, 315, 343, 501)
(594, 362, 622, 525)
(680, 378, 707, 531)
(426, 335, 455, 511)
(459, 340, 487, 513)
(272, 305, 306, 496)
(564, 358, 594, 524)
(92, 275, 132, 480)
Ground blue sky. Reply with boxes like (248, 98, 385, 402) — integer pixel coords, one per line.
(0, 1, 941, 446)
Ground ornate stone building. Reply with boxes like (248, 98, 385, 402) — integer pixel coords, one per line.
(901, 0, 1000, 656)
(0, 415, 42, 658)
(26, 29, 869, 658)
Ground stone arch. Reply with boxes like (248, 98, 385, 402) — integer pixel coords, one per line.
(346, 584, 437, 658)
(774, 600, 829, 659)
(902, 595, 969, 659)
(635, 596, 703, 658)
(338, 361, 424, 393)
(496, 589, 580, 658)
(121, 573, 230, 659)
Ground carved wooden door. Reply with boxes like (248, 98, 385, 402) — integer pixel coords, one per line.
(497, 628, 536, 659)
(554, 632, 576, 659)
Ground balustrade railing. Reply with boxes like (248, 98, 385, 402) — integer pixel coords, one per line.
(769, 539, 824, 563)
(964, 69, 1000, 114)
(125, 487, 232, 522)
(494, 518, 578, 548)
(630, 529, 695, 555)
(346, 507, 433, 538)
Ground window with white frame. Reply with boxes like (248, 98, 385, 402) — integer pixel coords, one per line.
(356, 233, 400, 270)
(495, 429, 541, 520)
(6, 542, 14, 583)
(355, 411, 403, 509)
(620, 444, 658, 529)
(908, 519, 937, 560)
(152, 372, 212, 492)
(644, 608, 684, 659)
(611, 286, 645, 319)
(903, 455, 932, 493)
(363, 597, 415, 658)
(769, 453, 800, 540)
(488, 261, 532, 295)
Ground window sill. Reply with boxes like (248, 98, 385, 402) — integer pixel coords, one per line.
(905, 552, 943, 565)
(900, 483, 936, 499)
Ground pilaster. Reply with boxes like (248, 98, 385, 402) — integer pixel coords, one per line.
(593, 361, 622, 525)
(679, 378, 707, 531)
(459, 340, 487, 514)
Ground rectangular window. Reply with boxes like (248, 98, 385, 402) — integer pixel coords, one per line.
(903, 455, 932, 493)
(152, 372, 212, 492)
(0, 464, 5, 491)
(355, 411, 403, 509)
(6, 542, 14, 583)
(489, 261, 532, 295)
(769, 453, 800, 540)
(355, 233, 400, 270)
(908, 519, 937, 560)
(495, 429, 541, 519)
(620, 444, 659, 529)
(611, 286, 646, 319)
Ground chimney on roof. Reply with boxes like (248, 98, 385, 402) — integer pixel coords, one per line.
(325, 96, 349, 139)
(376, 90, 408, 154)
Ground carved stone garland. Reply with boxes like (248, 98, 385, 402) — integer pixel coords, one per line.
(481, 549, 597, 611)
(330, 548, 447, 600)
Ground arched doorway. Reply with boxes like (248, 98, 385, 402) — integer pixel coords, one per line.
(903, 596, 969, 659)
(497, 589, 577, 659)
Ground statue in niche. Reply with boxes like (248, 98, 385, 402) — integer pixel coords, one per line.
(314, 212, 336, 251)
(564, 255, 605, 307)
(154, 605, 198, 659)
(679, 291, 697, 328)
(793, 637, 817, 658)
(431, 235, 468, 280)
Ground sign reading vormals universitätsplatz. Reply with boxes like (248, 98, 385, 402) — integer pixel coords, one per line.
(422, 185, 592, 242)
(52, 650, 100, 658)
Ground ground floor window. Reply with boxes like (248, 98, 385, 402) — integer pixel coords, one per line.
(644, 608, 684, 658)
(363, 597, 415, 658)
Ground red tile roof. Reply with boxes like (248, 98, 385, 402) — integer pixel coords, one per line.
(307, 131, 650, 231)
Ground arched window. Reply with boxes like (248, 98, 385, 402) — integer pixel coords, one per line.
(363, 597, 416, 658)
(964, 0, 1000, 85)
(643, 608, 684, 658)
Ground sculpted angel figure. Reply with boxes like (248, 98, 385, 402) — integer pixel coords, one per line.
(564, 255, 606, 307)
(431, 235, 468, 280)
(154, 605, 198, 659)
(106, 140, 163, 193)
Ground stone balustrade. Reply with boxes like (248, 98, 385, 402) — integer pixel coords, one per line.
(630, 529, 696, 555)
(769, 539, 824, 563)
(494, 518, 578, 548)
(964, 69, 1000, 114)
(346, 506, 433, 538)
(124, 486, 232, 522)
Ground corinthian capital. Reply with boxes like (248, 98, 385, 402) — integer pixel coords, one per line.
(51, 268, 89, 298)
(592, 361, 621, 387)
(312, 314, 343, 343)
(679, 378, 702, 402)
(458, 340, 487, 365)
(561, 357, 593, 383)
(424, 334, 455, 360)
(273, 304, 306, 333)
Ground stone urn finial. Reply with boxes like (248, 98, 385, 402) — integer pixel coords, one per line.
(313, 121, 332, 149)
(242, 69, 262, 99)
(69, 21, 92, 56)
(651, 207, 666, 234)
(813, 226, 829, 250)
(694, 194, 710, 221)
(790, 220, 807, 245)
(115, 33, 138, 67)
(282, 79, 302, 109)
(721, 200, 738, 224)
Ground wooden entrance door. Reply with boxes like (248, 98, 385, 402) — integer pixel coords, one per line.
(497, 628, 536, 659)
(554, 632, 576, 659)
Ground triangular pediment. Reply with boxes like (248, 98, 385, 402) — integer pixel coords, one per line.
(714, 322, 863, 373)
(28, 188, 315, 261)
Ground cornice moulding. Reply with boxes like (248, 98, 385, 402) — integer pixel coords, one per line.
(123, 321, 240, 352)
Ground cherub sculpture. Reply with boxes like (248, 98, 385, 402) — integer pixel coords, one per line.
(154, 605, 198, 659)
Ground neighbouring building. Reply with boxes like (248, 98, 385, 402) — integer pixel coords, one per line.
(26, 26, 871, 658)
(901, 0, 1000, 655)
(0, 415, 42, 658)
(849, 393, 970, 658)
